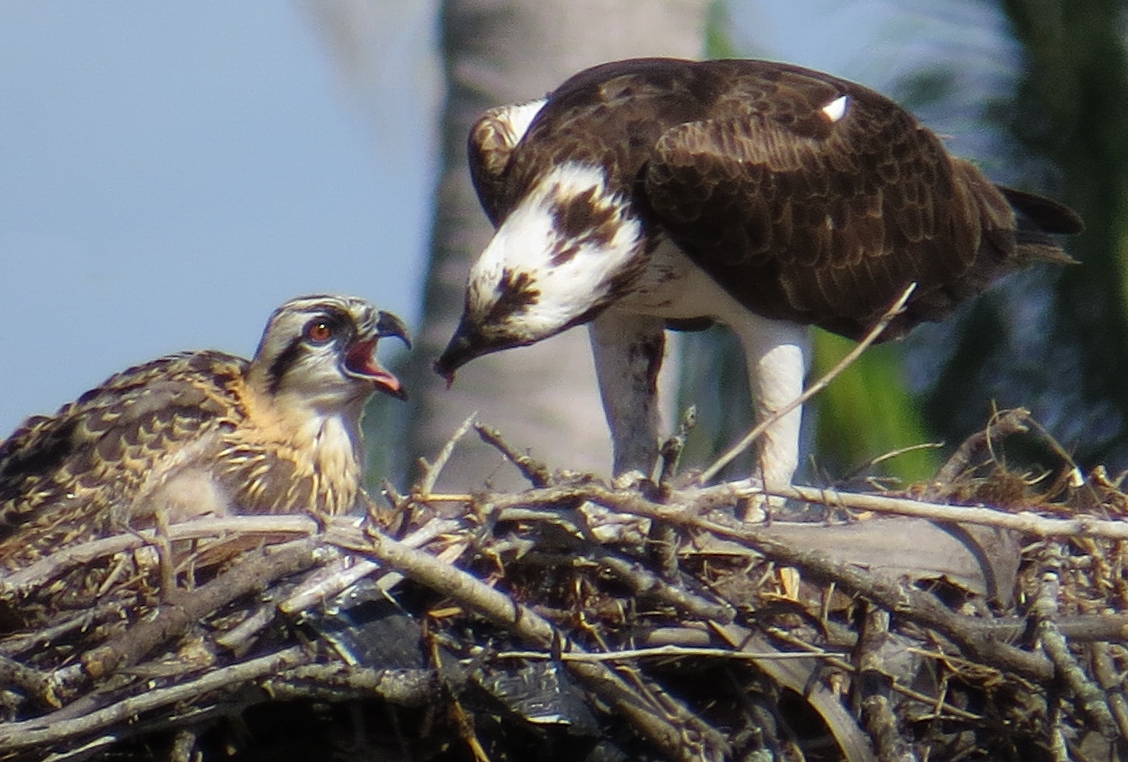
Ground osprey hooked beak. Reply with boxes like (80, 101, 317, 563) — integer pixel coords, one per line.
(345, 311, 413, 400)
(433, 314, 515, 386)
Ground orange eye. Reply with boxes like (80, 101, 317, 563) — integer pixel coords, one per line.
(304, 319, 334, 344)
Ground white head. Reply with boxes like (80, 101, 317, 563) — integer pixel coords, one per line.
(436, 162, 645, 378)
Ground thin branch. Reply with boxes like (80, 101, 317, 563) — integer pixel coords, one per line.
(664, 479, 1128, 541)
(0, 646, 309, 753)
(475, 422, 552, 487)
(1091, 643, 1128, 744)
(594, 551, 735, 623)
(47, 703, 238, 762)
(262, 663, 440, 707)
(856, 607, 920, 762)
(929, 407, 1032, 489)
(76, 539, 320, 683)
(0, 652, 56, 708)
(280, 517, 466, 615)
(0, 515, 319, 596)
(1030, 542, 1117, 738)
(773, 484, 1128, 540)
(767, 626, 984, 723)
(492, 645, 844, 662)
(417, 413, 478, 495)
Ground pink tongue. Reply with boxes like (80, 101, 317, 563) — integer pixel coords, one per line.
(346, 339, 404, 397)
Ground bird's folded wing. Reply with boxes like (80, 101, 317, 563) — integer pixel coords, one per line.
(0, 352, 243, 532)
(642, 88, 978, 339)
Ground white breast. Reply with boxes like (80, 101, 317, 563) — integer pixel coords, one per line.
(617, 238, 751, 325)
(130, 432, 234, 523)
(151, 467, 234, 523)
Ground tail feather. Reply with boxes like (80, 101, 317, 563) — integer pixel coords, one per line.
(999, 186, 1084, 234)
(998, 185, 1083, 265)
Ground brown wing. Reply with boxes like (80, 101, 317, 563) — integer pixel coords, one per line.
(468, 100, 549, 226)
(643, 64, 1049, 340)
(0, 351, 245, 563)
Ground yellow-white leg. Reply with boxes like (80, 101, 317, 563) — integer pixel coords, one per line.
(588, 310, 667, 479)
(726, 312, 811, 512)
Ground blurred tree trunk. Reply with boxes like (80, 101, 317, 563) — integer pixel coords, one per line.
(404, 0, 708, 490)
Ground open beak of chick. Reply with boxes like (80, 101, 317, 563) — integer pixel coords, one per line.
(344, 311, 412, 400)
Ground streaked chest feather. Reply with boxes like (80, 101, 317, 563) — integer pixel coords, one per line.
(480, 161, 749, 329)
(130, 409, 364, 522)
(219, 408, 364, 516)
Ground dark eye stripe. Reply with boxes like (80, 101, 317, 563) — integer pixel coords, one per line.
(265, 307, 360, 396)
(266, 337, 305, 396)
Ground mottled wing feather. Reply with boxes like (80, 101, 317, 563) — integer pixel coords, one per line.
(469, 101, 548, 226)
(468, 107, 516, 226)
(644, 70, 989, 339)
(0, 351, 246, 559)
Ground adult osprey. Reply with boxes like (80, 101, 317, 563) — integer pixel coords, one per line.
(435, 58, 1081, 493)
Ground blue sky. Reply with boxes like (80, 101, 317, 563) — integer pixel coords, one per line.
(0, 1, 1002, 435)
(0, 2, 434, 433)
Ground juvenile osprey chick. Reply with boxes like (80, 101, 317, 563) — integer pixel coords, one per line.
(0, 294, 410, 567)
(436, 57, 1081, 492)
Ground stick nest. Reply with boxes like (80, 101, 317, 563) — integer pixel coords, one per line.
(2, 408, 1128, 762)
